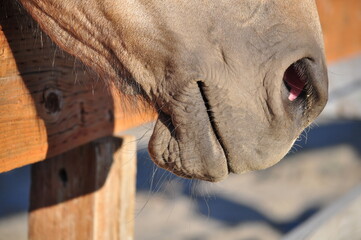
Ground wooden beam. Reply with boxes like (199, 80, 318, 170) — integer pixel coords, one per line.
(29, 136, 136, 240)
(0, 2, 156, 173)
(317, 0, 361, 62)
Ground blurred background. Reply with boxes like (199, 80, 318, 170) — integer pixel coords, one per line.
(0, 1, 360, 239)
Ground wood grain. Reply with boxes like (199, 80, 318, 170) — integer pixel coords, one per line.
(29, 136, 136, 240)
(0, 2, 156, 173)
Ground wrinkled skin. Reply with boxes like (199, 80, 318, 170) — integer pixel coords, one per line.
(20, 0, 328, 181)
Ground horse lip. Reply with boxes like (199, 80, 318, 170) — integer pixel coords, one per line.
(197, 81, 231, 174)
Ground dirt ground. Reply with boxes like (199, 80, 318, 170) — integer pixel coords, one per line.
(133, 119, 361, 240)
(0, 56, 360, 240)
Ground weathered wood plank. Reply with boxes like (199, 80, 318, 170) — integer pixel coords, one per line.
(29, 136, 136, 240)
(0, 2, 156, 173)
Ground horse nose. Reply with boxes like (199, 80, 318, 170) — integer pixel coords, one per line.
(281, 56, 328, 127)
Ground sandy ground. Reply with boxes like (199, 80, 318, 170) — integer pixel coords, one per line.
(133, 119, 361, 240)
(0, 56, 360, 240)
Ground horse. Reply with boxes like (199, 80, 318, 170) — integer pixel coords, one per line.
(19, 0, 328, 181)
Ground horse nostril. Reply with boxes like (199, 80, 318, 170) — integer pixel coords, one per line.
(283, 58, 311, 103)
(281, 56, 328, 127)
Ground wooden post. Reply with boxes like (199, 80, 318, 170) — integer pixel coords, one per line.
(0, 1, 156, 173)
(28, 136, 136, 240)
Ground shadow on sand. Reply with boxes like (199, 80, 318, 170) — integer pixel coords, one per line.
(135, 119, 361, 234)
(0, 119, 360, 234)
